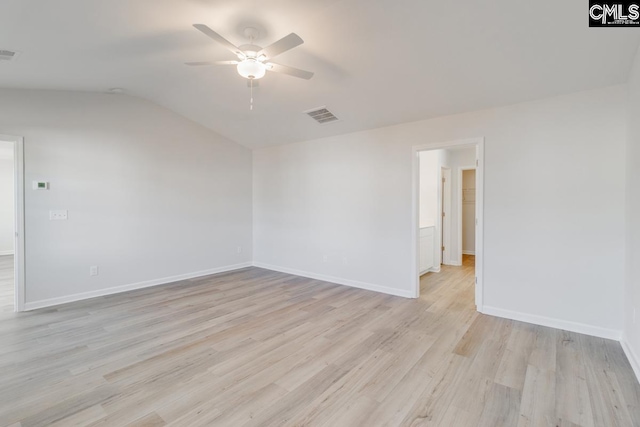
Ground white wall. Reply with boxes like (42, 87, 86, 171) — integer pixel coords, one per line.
(254, 85, 627, 335)
(0, 89, 253, 305)
(624, 45, 640, 374)
(0, 143, 14, 255)
(419, 150, 440, 228)
(462, 169, 476, 254)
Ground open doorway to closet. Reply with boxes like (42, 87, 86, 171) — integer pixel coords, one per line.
(460, 168, 477, 259)
(412, 138, 484, 310)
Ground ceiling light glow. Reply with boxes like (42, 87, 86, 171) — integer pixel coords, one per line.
(237, 59, 266, 79)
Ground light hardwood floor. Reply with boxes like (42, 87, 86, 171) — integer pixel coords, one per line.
(0, 255, 13, 313)
(0, 256, 638, 426)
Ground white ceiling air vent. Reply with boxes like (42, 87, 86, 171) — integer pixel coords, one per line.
(0, 49, 20, 62)
(304, 106, 339, 124)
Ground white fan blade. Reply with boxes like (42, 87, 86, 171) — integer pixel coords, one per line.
(185, 60, 238, 66)
(258, 33, 303, 59)
(267, 62, 314, 80)
(193, 24, 244, 58)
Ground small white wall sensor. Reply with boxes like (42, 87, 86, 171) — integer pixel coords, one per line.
(33, 181, 49, 190)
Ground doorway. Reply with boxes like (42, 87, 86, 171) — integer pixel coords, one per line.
(0, 135, 25, 312)
(412, 138, 484, 310)
(460, 168, 477, 260)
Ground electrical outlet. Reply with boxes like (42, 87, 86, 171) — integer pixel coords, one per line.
(237, 246, 242, 254)
(323, 255, 328, 262)
(89, 266, 99, 276)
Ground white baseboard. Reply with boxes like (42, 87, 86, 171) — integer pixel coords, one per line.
(482, 305, 622, 341)
(23, 262, 253, 311)
(462, 250, 475, 255)
(253, 262, 415, 299)
(621, 335, 640, 384)
(420, 266, 441, 276)
(0, 250, 14, 256)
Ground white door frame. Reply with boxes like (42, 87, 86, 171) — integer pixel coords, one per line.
(411, 137, 485, 311)
(1, 134, 26, 312)
(458, 166, 476, 262)
(440, 167, 452, 265)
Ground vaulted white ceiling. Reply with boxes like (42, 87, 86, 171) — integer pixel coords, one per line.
(1, 0, 639, 148)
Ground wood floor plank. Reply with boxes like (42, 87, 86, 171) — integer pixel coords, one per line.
(124, 412, 166, 427)
(477, 383, 522, 427)
(49, 405, 107, 427)
(556, 331, 595, 427)
(517, 364, 556, 427)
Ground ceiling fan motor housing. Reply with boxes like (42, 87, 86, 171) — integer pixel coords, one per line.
(238, 44, 263, 59)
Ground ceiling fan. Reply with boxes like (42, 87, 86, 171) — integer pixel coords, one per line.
(186, 24, 314, 83)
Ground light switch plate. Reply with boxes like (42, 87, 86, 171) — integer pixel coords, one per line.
(49, 210, 68, 220)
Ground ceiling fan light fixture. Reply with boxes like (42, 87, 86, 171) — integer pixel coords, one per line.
(237, 59, 266, 79)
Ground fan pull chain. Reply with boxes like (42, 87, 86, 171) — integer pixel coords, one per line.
(250, 78, 254, 111)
